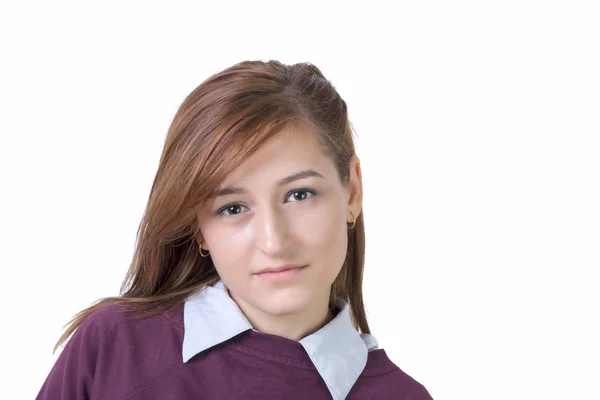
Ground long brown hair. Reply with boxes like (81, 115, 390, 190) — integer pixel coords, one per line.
(54, 60, 369, 353)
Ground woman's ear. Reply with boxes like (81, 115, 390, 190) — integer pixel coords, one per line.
(347, 154, 363, 220)
(195, 234, 209, 252)
(194, 223, 205, 248)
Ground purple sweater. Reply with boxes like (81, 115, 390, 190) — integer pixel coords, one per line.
(38, 283, 432, 399)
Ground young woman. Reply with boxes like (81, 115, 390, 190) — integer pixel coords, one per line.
(37, 60, 433, 400)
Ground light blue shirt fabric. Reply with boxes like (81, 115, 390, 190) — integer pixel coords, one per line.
(182, 279, 379, 400)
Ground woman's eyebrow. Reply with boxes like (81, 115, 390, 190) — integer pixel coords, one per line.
(213, 169, 324, 198)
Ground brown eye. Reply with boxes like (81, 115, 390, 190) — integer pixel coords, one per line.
(227, 205, 242, 214)
(286, 189, 317, 203)
(293, 191, 307, 200)
(217, 204, 247, 217)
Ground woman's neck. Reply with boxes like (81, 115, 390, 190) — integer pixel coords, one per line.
(228, 290, 334, 341)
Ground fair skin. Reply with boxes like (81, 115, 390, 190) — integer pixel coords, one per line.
(195, 122, 363, 341)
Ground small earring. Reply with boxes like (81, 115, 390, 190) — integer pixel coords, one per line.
(347, 212, 357, 229)
(199, 243, 210, 258)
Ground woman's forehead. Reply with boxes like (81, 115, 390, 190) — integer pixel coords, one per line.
(219, 126, 331, 187)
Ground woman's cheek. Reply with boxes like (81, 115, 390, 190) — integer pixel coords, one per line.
(301, 203, 344, 249)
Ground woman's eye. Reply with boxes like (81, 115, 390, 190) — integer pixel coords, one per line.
(217, 204, 247, 216)
(287, 189, 316, 202)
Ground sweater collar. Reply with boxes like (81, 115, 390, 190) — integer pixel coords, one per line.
(182, 279, 378, 400)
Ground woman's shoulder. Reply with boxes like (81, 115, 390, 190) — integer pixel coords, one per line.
(86, 303, 183, 351)
(357, 349, 433, 399)
(75, 302, 183, 339)
(37, 301, 187, 399)
(81, 301, 184, 330)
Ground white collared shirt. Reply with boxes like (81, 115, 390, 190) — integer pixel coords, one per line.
(182, 279, 379, 400)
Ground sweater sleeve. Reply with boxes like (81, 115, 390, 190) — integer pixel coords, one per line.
(36, 314, 100, 400)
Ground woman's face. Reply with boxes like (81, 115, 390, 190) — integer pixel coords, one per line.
(196, 122, 362, 321)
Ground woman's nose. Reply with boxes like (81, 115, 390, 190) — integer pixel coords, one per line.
(254, 207, 292, 257)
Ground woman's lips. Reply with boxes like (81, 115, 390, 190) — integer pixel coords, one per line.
(255, 265, 307, 282)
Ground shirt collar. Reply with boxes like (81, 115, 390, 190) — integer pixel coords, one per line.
(182, 279, 379, 400)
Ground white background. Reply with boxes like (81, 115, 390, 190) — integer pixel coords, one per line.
(1, 1, 599, 399)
